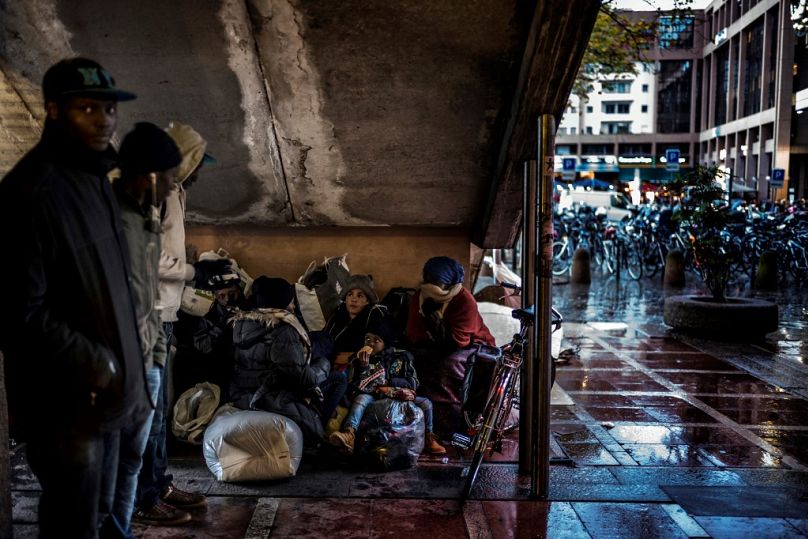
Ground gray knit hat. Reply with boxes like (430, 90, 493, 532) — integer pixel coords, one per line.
(341, 274, 378, 304)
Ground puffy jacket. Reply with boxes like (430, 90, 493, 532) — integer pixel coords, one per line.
(0, 124, 150, 435)
(230, 309, 329, 446)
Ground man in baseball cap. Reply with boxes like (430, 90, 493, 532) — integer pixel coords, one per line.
(0, 57, 149, 538)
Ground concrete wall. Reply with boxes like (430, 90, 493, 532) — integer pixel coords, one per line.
(186, 226, 471, 298)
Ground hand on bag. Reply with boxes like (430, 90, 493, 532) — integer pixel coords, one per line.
(392, 388, 416, 401)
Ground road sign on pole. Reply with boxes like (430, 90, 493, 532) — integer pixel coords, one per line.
(665, 149, 680, 172)
(771, 168, 785, 188)
(562, 157, 576, 180)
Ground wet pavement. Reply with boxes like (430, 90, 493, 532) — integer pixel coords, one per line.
(9, 275, 808, 537)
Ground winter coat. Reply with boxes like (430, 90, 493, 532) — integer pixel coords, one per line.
(230, 309, 330, 445)
(115, 186, 167, 371)
(406, 287, 495, 350)
(347, 347, 419, 399)
(325, 303, 390, 354)
(0, 124, 150, 435)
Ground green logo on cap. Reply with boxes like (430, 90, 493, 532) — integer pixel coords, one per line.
(77, 67, 112, 87)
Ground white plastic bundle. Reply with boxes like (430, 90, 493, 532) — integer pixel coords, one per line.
(203, 408, 304, 482)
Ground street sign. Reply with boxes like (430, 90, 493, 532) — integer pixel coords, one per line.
(562, 157, 576, 180)
(771, 168, 785, 188)
(665, 149, 680, 172)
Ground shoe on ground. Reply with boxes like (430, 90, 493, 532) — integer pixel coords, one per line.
(424, 432, 447, 455)
(160, 483, 207, 509)
(328, 427, 355, 454)
(132, 501, 192, 526)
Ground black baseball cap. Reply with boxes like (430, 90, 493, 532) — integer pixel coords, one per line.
(42, 57, 137, 103)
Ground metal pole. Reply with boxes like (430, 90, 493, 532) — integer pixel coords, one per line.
(531, 114, 555, 499)
(519, 160, 537, 474)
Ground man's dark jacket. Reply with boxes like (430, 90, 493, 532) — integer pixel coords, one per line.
(0, 124, 150, 435)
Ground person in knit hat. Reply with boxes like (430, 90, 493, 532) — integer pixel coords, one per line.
(107, 122, 185, 532)
(329, 316, 446, 456)
(324, 274, 389, 369)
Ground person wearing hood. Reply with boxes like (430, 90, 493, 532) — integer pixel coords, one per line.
(230, 277, 341, 447)
(0, 57, 150, 538)
(324, 274, 391, 370)
(133, 122, 219, 526)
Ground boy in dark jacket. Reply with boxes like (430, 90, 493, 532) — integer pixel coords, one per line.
(328, 318, 446, 455)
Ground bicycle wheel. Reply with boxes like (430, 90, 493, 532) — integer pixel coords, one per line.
(461, 367, 512, 498)
(625, 244, 643, 280)
(552, 241, 572, 276)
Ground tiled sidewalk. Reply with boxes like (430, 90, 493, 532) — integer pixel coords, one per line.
(10, 321, 808, 538)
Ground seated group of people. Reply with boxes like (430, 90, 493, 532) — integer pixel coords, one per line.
(180, 255, 497, 459)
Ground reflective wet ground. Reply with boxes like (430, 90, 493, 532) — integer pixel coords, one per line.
(10, 276, 808, 537)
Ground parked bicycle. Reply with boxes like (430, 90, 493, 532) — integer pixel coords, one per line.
(452, 286, 562, 498)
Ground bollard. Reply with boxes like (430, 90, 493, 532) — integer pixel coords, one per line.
(663, 249, 686, 287)
(570, 248, 591, 285)
(754, 251, 779, 290)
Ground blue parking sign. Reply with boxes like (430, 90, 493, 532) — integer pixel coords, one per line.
(771, 168, 785, 188)
(562, 157, 576, 171)
(665, 149, 680, 172)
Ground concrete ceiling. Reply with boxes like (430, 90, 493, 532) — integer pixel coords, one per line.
(0, 0, 598, 246)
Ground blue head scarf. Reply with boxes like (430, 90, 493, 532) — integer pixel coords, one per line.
(422, 256, 465, 286)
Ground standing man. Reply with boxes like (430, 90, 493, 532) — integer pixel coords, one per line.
(0, 58, 150, 538)
(133, 122, 221, 525)
(99, 123, 183, 535)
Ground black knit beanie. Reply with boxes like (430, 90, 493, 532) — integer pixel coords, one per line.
(119, 122, 182, 175)
(251, 276, 295, 310)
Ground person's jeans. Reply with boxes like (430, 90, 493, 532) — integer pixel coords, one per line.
(343, 393, 375, 430)
(413, 396, 434, 433)
(26, 428, 106, 539)
(136, 323, 174, 510)
(98, 365, 161, 537)
(317, 371, 347, 422)
(343, 394, 434, 433)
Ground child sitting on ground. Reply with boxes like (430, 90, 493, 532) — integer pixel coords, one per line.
(328, 318, 446, 456)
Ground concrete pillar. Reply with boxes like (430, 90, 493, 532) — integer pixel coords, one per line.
(772, 2, 795, 201)
(664, 249, 686, 287)
(570, 248, 591, 285)
(0, 351, 11, 539)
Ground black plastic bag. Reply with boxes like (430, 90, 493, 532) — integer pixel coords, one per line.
(356, 399, 424, 471)
(460, 344, 502, 417)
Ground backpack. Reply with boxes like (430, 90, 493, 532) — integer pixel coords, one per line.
(380, 287, 417, 334)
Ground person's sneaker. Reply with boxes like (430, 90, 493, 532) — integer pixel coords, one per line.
(328, 427, 355, 454)
(424, 432, 447, 455)
(132, 501, 192, 526)
(160, 483, 207, 509)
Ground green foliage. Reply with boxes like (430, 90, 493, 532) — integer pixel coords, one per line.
(573, 1, 694, 101)
(669, 166, 732, 301)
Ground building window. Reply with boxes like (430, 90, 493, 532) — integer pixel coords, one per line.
(603, 102, 631, 114)
(715, 45, 729, 125)
(600, 122, 632, 134)
(658, 16, 695, 49)
(641, 105, 648, 113)
(743, 19, 764, 116)
(602, 80, 633, 93)
(569, 127, 577, 135)
(570, 106, 577, 113)
(586, 105, 593, 113)
(642, 84, 649, 92)
(586, 126, 593, 134)
(582, 144, 612, 155)
(657, 60, 692, 133)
